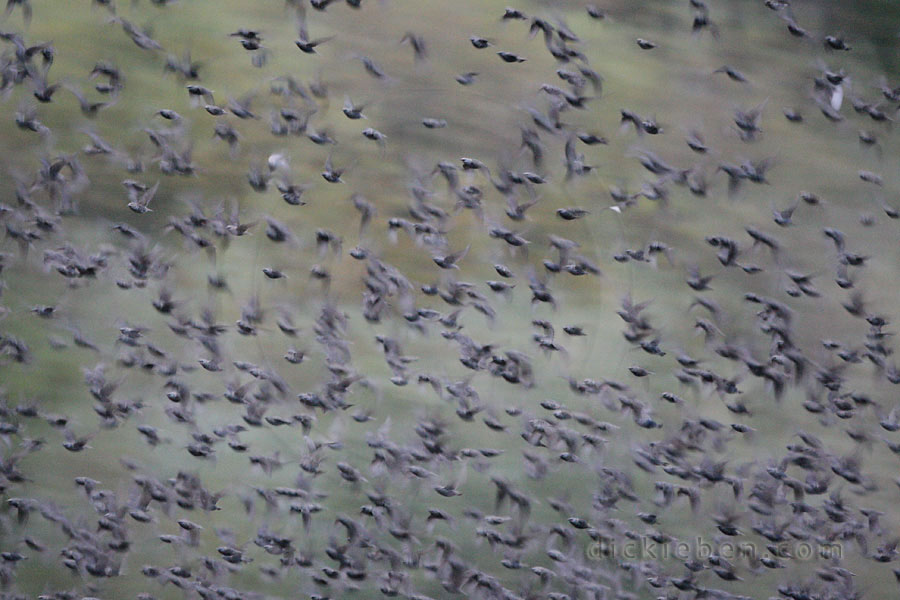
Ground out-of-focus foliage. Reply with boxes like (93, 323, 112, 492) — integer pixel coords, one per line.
(1, 1, 900, 600)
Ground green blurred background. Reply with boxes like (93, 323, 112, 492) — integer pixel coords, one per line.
(2, 1, 900, 598)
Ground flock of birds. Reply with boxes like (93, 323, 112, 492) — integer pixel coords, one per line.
(1, 0, 900, 599)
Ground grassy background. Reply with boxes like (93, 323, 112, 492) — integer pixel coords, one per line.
(2, 1, 900, 599)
